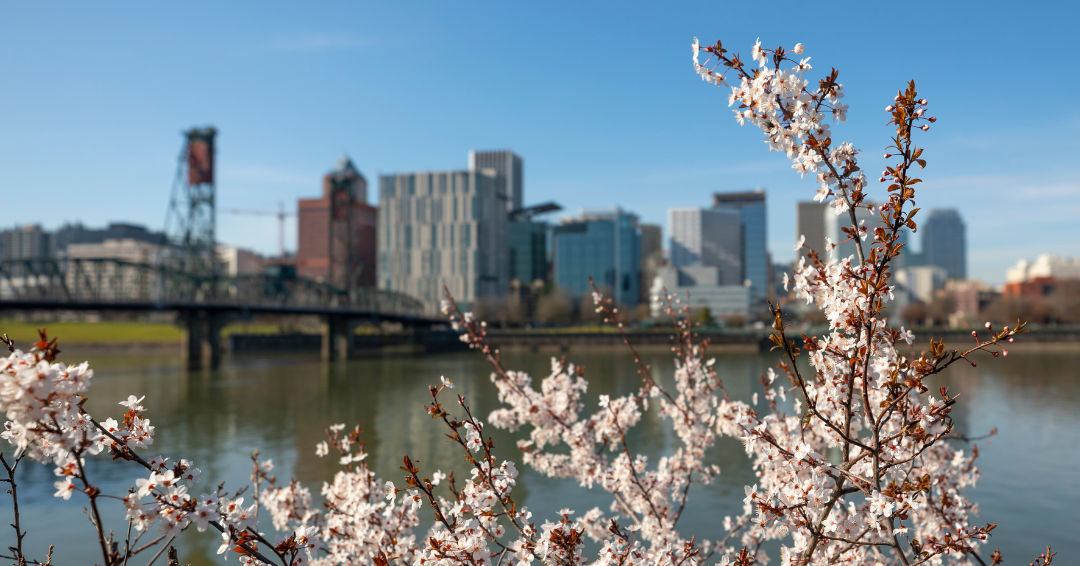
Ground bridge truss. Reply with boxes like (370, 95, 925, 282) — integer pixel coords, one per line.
(0, 258, 425, 317)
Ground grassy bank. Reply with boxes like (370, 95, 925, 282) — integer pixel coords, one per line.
(0, 319, 184, 345)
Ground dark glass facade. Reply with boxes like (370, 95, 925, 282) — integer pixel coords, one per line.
(923, 209, 966, 280)
(509, 220, 548, 284)
(553, 210, 640, 306)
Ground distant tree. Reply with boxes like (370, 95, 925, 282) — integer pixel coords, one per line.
(535, 287, 572, 326)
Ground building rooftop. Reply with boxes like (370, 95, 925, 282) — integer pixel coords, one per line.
(331, 154, 360, 176)
(712, 189, 766, 206)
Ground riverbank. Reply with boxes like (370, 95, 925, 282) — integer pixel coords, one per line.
(2, 319, 1077, 354)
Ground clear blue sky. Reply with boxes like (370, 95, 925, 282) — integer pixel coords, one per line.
(1, 2, 1076, 284)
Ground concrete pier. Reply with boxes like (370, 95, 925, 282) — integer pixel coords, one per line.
(181, 311, 226, 369)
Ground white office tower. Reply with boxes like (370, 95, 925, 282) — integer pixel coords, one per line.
(668, 207, 742, 286)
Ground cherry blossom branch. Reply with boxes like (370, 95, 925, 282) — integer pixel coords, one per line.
(87, 417, 281, 566)
(0, 452, 26, 564)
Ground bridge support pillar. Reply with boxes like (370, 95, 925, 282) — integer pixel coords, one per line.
(321, 315, 354, 362)
(181, 311, 226, 370)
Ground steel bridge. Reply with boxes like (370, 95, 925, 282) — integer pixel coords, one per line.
(0, 258, 442, 368)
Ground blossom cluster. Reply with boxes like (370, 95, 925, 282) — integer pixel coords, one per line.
(0, 340, 307, 566)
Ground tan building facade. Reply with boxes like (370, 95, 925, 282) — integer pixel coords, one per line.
(378, 168, 509, 311)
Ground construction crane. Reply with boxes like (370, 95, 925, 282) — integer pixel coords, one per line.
(219, 203, 295, 260)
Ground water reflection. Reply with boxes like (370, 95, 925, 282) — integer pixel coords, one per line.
(0, 347, 1076, 564)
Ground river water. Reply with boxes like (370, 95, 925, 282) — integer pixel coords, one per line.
(1, 344, 1078, 564)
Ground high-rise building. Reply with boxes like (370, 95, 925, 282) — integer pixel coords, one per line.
(713, 190, 767, 302)
(796, 201, 828, 261)
(296, 156, 378, 289)
(639, 224, 663, 303)
(469, 150, 523, 213)
(922, 209, 966, 280)
(378, 167, 509, 311)
(553, 209, 640, 306)
(669, 207, 742, 286)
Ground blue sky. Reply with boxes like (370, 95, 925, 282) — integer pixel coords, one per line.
(1, 1, 1076, 284)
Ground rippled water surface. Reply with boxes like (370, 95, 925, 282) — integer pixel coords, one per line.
(2, 345, 1078, 564)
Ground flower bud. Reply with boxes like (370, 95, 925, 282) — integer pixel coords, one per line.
(894, 95, 901, 101)
(919, 99, 927, 105)
(793, 43, 804, 54)
(929, 116, 937, 123)
(886, 105, 894, 112)
(916, 109, 925, 116)
(884, 153, 890, 158)
(879, 177, 886, 182)
(985, 322, 992, 329)
(920, 125, 929, 131)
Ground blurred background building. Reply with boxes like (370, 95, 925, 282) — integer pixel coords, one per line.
(469, 150, 523, 213)
(922, 209, 966, 280)
(296, 156, 377, 289)
(553, 208, 640, 307)
(669, 207, 742, 285)
(795, 201, 827, 262)
(649, 264, 751, 320)
(639, 223, 663, 303)
(713, 189, 767, 303)
(378, 152, 511, 311)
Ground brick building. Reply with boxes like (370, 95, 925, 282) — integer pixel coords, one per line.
(296, 156, 377, 289)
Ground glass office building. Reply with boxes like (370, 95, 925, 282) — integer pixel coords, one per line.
(553, 209, 641, 306)
(509, 219, 548, 284)
(713, 190, 767, 303)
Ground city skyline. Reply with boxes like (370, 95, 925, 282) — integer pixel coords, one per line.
(1, 2, 1077, 285)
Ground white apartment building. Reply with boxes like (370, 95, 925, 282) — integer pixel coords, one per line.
(378, 168, 509, 311)
(649, 264, 751, 319)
